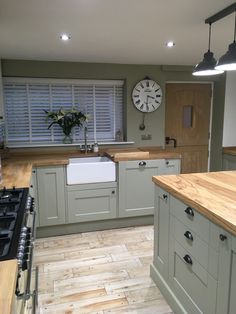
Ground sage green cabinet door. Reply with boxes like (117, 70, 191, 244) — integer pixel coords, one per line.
(216, 231, 236, 314)
(222, 154, 236, 170)
(153, 187, 170, 279)
(68, 188, 116, 223)
(37, 166, 66, 226)
(118, 160, 160, 217)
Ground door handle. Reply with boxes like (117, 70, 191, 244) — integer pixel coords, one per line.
(165, 136, 177, 148)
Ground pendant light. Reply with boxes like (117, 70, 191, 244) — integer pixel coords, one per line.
(192, 23, 224, 76)
(215, 10, 236, 71)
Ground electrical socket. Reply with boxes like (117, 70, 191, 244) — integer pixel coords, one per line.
(141, 134, 152, 140)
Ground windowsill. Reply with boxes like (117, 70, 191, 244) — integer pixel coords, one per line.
(6, 141, 135, 148)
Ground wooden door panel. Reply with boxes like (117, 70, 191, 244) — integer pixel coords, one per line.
(166, 84, 211, 147)
(165, 83, 211, 173)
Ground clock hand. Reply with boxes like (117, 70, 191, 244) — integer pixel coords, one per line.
(148, 95, 155, 99)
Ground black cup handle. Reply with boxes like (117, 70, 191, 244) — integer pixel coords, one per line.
(183, 254, 193, 265)
(185, 207, 194, 217)
(139, 161, 146, 166)
(184, 231, 194, 241)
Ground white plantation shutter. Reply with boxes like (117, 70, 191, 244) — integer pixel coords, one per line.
(3, 78, 124, 146)
(29, 84, 51, 142)
(4, 83, 30, 142)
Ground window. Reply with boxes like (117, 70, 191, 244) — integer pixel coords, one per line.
(3, 78, 124, 146)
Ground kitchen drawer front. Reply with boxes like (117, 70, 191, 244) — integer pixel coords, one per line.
(172, 216, 209, 271)
(122, 159, 161, 169)
(170, 196, 210, 241)
(169, 239, 217, 314)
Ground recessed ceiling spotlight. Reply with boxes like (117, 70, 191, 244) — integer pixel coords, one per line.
(166, 41, 175, 48)
(60, 33, 71, 41)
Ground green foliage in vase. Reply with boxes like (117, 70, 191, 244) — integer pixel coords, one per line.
(44, 108, 87, 136)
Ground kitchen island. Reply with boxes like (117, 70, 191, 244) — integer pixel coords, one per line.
(151, 171, 236, 314)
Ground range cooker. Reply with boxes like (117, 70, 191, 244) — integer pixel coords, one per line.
(0, 187, 38, 313)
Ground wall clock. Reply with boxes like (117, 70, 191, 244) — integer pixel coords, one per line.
(132, 78, 162, 113)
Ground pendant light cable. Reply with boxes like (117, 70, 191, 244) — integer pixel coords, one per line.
(208, 23, 212, 51)
(234, 10, 236, 43)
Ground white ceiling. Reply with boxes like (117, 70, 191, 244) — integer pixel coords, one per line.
(0, 0, 235, 65)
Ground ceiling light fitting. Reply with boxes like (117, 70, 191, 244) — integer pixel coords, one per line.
(192, 23, 223, 76)
(60, 33, 71, 41)
(193, 2, 236, 76)
(166, 41, 175, 48)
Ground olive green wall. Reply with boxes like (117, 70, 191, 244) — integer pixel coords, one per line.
(1, 60, 226, 170)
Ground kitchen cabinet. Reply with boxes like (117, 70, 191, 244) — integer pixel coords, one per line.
(151, 185, 236, 314)
(67, 182, 117, 223)
(118, 159, 180, 218)
(216, 231, 236, 314)
(222, 153, 236, 170)
(36, 165, 66, 226)
(160, 159, 180, 175)
(153, 188, 170, 279)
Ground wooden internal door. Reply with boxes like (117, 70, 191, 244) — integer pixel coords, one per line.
(165, 83, 212, 173)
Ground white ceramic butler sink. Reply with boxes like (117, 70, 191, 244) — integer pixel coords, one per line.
(66, 156, 116, 184)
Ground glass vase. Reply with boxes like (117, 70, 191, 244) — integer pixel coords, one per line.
(63, 134, 73, 144)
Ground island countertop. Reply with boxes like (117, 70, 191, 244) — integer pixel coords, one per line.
(152, 171, 236, 236)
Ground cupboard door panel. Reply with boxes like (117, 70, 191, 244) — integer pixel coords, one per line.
(68, 188, 116, 223)
(37, 166, 66, 226)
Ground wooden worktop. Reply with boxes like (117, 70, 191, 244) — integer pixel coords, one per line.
(104, 147, 181, 161)
(153, 171, 236, 236)
(0, 147, 181, 189)
(223, 146, 236, 156)
(0, 259, 18, 314)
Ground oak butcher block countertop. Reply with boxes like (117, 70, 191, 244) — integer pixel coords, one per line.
(153, 171, 236, 236)
(104, 147, 181, 161)
(0, 259, 18, 314)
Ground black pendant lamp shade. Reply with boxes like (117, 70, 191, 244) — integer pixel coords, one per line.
(215, 11, 236, 71)
(193, 24, 224, 76)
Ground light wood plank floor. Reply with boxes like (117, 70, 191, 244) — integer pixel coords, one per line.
(34, 225, 174, 314)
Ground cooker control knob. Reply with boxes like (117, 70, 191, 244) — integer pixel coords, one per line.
(18, 245, 25, 252)
(17, 251, 24, 259)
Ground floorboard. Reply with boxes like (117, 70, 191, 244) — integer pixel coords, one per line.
(34, 225, 174, 314)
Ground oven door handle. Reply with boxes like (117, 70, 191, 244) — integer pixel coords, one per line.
(25, 243, 34, 298)
(31, 209, 37, 240)
(32, 266, 39, 314)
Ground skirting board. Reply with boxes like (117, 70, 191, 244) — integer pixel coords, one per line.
(150, 263, 187, 314)
(36, 215, 153, 238)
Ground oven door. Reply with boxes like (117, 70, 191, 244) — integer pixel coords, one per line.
(16, 207, 38, 314)
(15, 265, 38, 314)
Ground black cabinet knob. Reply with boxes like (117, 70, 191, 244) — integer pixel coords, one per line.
(184, 231, 194, 241)
(139, 161, 146, 166)
(219, 234, 227, 241)
(185, 207, 194, 217)
(163, 194, 168, 200)
(183, 254, 193, 265)
(111, 190, 115, 194)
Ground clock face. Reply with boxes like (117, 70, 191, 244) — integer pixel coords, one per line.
(132, 79, 162, 113)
